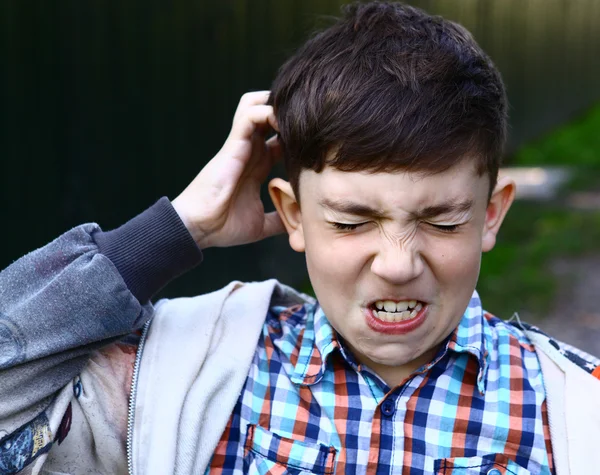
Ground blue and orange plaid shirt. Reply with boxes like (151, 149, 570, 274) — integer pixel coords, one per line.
(207, 292, 557, 474)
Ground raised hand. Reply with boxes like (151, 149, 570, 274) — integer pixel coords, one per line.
(172, 91, 286, 249)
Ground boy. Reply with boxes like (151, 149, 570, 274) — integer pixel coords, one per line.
(1, 2, 599, 474)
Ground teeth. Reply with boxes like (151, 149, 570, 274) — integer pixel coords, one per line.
(374, 300, 420, 312)
(373, 307, 422, 323)
(374, 311, 395, 322)
(399, 310, 411, 320)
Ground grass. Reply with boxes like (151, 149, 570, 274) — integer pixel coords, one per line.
(478, 101, 600, 319)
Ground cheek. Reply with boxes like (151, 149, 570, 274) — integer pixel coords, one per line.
(304, 229, 368, 289)
(426, 234, 482, 285)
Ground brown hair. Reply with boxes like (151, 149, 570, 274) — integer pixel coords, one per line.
(269, 1, 507, 200)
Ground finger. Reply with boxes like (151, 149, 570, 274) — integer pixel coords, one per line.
(234, 90, 277, 132)
(262, 211, 286, 239)
(266, 135, 282, 165)
(237, 90, 270, 109)
(268, 112, 279, 133)
(269, 114, 279, 133)
(253, 121, 272, 139)
(228, 105, 276, 143)
(232, 91, 271, 127)
(248, 135, 282, 184)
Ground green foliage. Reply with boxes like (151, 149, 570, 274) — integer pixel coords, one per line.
(479, 102, 600, 319)
(513, 103, 600, 167)
(479, 204, 600, 318)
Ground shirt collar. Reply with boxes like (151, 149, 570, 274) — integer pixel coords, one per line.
(289, 291, 491, 392)
(445, 290, 491, 394)
(289, 304, 340, 386)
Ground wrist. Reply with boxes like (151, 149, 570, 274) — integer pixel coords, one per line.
(95, 197, 203, 302)
(171, 197, 213, 249)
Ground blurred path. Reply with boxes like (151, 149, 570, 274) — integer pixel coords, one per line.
(498, 167, 600, 357)
(540, 255, 600, 357)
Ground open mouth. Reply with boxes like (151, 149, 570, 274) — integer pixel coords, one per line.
(370, 299, 424, 323)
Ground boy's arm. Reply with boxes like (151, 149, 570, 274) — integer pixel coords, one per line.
(0, 197, 201, 425)
(0, 91, 283, 461)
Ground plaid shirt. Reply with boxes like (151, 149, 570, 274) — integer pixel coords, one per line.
(207, 292, 555, 474)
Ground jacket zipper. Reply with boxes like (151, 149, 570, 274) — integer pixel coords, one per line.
(126, 319, 152, 475)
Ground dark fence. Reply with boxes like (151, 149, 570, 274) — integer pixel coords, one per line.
(1, 0, 599, 295)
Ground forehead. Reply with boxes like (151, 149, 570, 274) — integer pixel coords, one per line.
(299, 161, 489, 211)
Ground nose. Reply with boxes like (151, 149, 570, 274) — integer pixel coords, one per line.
(370, 239, 425, 284)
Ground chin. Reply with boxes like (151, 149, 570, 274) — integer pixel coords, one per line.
(363, 344, 423, 366)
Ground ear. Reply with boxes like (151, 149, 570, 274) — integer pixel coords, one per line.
(268, 178, 305, 252)
(482, 176, 516, 252)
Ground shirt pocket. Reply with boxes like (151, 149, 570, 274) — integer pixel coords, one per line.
(434, 454, 532, 475)
(243, 424, 337, 475)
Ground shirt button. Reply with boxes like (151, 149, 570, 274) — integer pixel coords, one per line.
(380, 399, 396, 417)
(487, 469, 502, 475)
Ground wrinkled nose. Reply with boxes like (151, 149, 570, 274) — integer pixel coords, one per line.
(370, 241, 424, 285)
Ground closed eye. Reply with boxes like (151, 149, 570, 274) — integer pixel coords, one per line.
(430, 223, 460, 232)
(331, 222, 366, 231)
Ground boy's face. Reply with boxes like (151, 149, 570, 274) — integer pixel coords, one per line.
(270, 159, 514, 384)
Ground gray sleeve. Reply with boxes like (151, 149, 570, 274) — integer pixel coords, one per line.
(0, 197, 202, 421)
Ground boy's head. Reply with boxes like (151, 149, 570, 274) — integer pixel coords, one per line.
(269, 1, 508, 201)
(268, 1, 516, 385)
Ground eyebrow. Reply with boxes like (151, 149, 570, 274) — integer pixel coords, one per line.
(319, 197, 474, 220)
(318, 198, 387, 219)
(415, 199, 474, 220)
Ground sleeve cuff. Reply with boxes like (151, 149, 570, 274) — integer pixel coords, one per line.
(93, 197, 203, 302)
